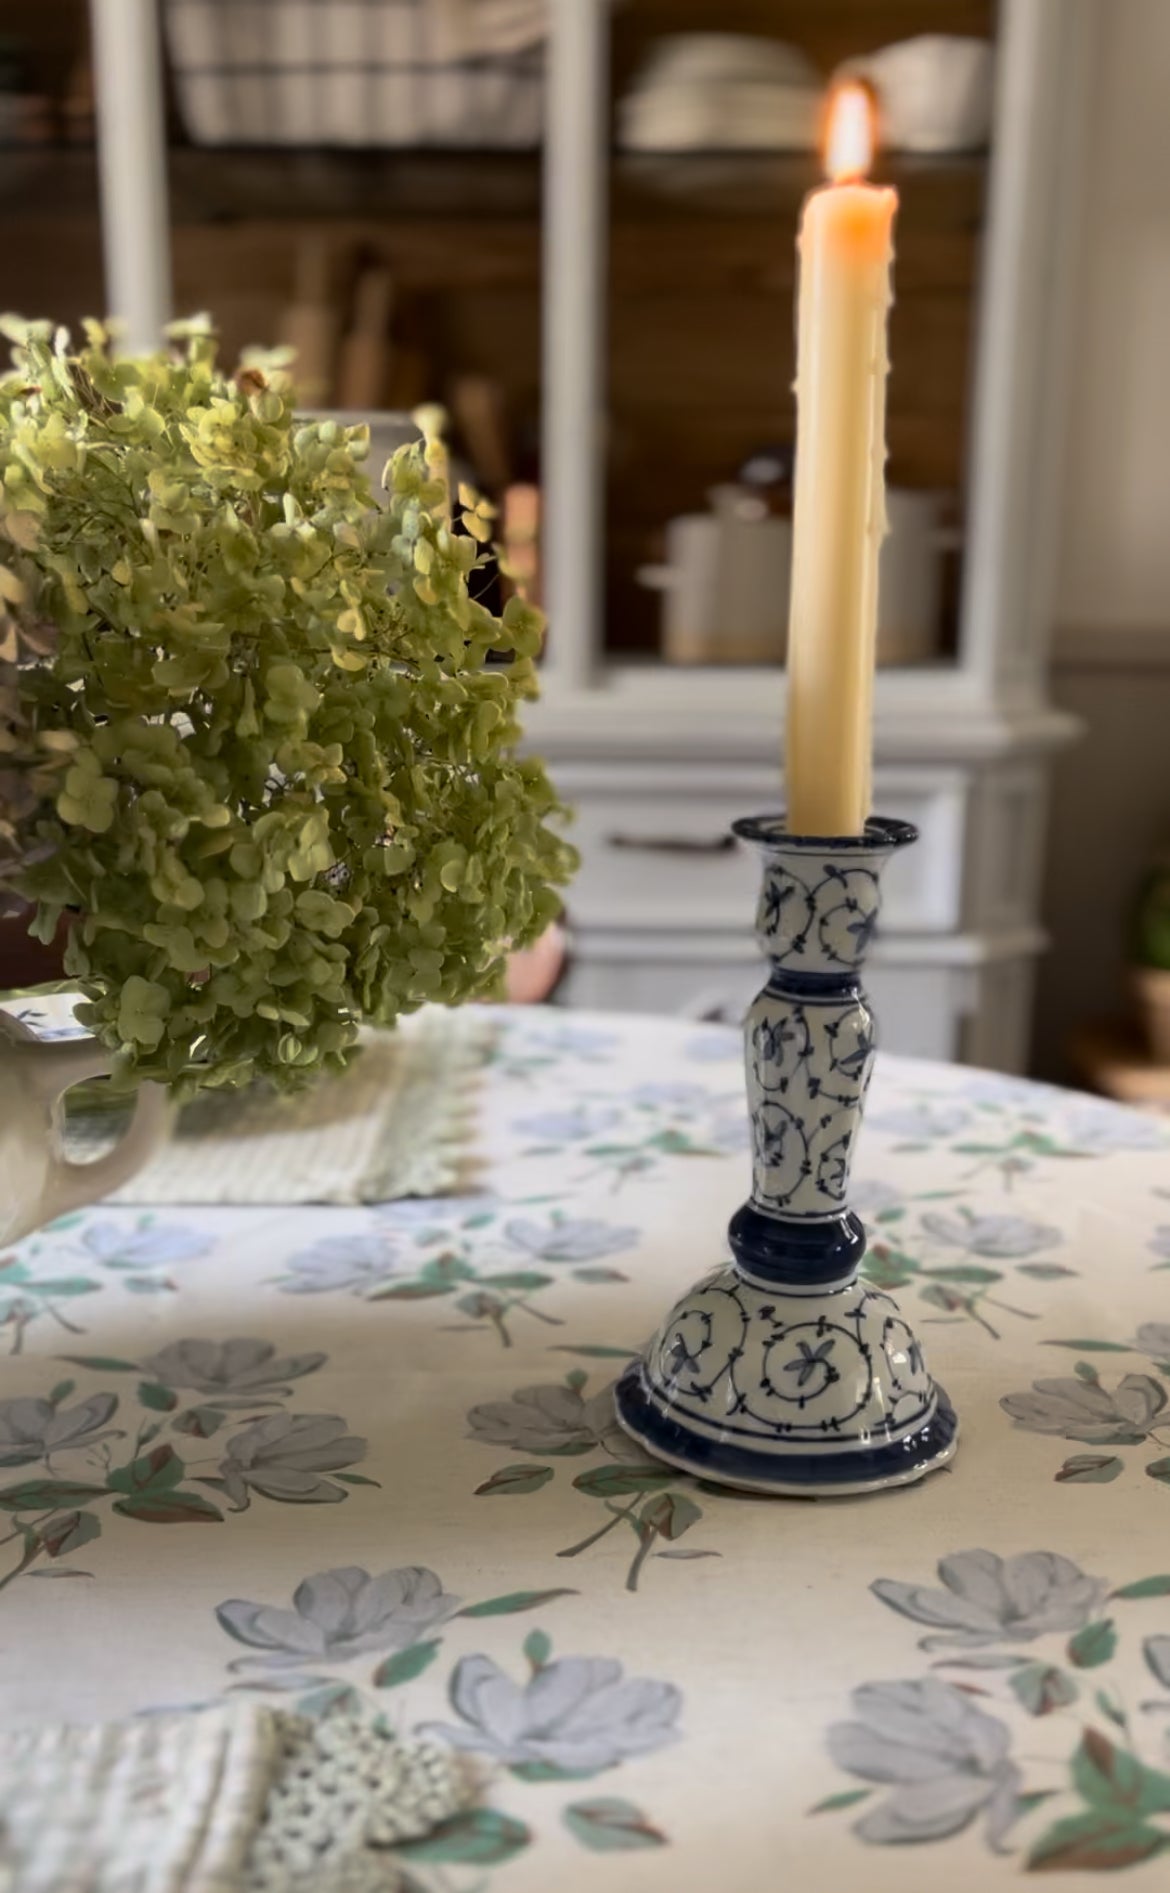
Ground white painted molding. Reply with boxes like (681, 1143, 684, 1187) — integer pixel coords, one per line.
(567, 924, 1049, 969)
(523, 671, 1080, 764)
(958, 0, 1094, 693)
(89, 0, 172, 351)
(540, 0, 608, 691)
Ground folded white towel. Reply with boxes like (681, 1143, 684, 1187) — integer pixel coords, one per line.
(0, 1704, 282, 1893)
(0, 1704, 471, 1893)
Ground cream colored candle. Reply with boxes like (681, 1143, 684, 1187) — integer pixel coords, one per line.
(785, 83, 896, 836)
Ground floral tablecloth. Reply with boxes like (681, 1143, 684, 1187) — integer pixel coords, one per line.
(3, 1006, 1170, 1887)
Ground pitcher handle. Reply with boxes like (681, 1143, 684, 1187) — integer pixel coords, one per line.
(33, 1038, 171, 1221)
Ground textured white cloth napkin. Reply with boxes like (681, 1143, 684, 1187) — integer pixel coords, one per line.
(113, 1010, 492, 1207)
(0, 1705, 471, 1893)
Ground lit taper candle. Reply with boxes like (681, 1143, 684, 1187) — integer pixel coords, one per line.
(785, 82, 895, 836)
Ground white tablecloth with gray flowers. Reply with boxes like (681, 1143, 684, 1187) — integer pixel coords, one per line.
(3, 1006, 1170, 1887)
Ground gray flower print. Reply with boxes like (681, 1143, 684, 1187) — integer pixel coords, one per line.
(377, 1195, 497, 1232)
(708, 1110, 750, 1153)
(278, 1237, 399, 1295)
(828, 1678, 1020, 1846)
(921, 1213, 1061, 1259)
(422, 1652, 682, 1772)
(217, 1413, 367, 1508)
(850, 1179, 904, 1218)
(142, 1338, 326, 1398)
(0, 1392, 121, 1467)
(869, 1100, 973, 1140)
(1145, 1637, 1170, 1690)
(962, 1072, 1047, 1109)
(510, 1024, 618, 1061)
(503, 1218, 640, 1264)
(1151, 1227, 1170, 1262)
(684, 1029, 738, 1063)
(1000, 1372, 1166, 1444)
(1061, 1103, 1168, 1152)
(871, 1549, 1107, 1650)
(631, 1081, 715, 1112)
(217, 1565, 459, 1668)
(1133, 1322, 1170, 1361)
(467, 1381, 644, 1461)
(81, 1221, 214, 1269)
(512, 1106, 621, 1142)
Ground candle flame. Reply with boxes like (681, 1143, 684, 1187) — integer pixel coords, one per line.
(824, 80, 875, 183)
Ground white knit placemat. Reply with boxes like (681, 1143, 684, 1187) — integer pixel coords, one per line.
(0, 992, 493, 1207)
(114, 1009, 494, 1206)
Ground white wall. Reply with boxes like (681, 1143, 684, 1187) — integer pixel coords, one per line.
(1034, 0, 1170, 1079)
(1054, 0, 1170, 635)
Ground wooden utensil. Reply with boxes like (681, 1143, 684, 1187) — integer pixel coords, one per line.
(277, 237, 339, 409)
(336, 265, 395, 412)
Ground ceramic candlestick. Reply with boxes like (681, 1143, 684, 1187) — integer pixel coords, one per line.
(614, 815, 958, 1496)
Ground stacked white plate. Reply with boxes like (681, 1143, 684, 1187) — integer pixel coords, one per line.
(164, 0, 547, 148)
(618, 35, 822, 153)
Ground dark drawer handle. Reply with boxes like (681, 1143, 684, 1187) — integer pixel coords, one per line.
(605, 832, 736, 856)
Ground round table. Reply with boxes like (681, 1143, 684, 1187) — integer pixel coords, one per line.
(3, 1007, 1170, 1888)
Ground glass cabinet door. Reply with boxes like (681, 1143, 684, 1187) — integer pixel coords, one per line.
(603, 0, 996, 676)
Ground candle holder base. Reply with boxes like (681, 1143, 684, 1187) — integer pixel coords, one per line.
(613, 813, 959, 1498)
(614, 1270, 957, 1497)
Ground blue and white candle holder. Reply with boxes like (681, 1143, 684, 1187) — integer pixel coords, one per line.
(614, 815, 959, 1496)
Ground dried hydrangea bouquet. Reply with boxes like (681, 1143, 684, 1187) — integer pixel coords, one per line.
(0, 317, 574, 1102)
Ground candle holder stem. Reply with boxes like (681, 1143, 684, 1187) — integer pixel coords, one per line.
(614, 815, 958, 1496)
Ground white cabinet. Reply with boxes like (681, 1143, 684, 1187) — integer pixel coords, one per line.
(531, 691, 1064, 1068)
(526, 0, 1090, 1069)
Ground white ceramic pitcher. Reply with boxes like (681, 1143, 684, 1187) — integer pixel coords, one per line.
(0, 1008, 169, 1246)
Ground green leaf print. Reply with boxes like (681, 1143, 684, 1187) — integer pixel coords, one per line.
(107, 1445, 184, 1498)
(57, 1356, 138, 1373)
(474, 1464, 555, 1497)
(1072, 1729, 1170, 1816)
(523, 1628, 551, 1669)
(1044, 1340, 1132, 1354)
(38, 1510, 101, 1558)
(137, 1381, 179, 1413)
(373, 1639, 441, 1688)
(1010, 1664, 1078, 1716)
(810, 1788, 873, 1816)
(1027, 1810, 1170, 1871)
(111, 1489, 224, 1524)
(396, 1807, 530, 1867)
(572, 1464, 676, 1499)
(563, 1797, 667, 1851)
(1056, 1455, 1124, 1484)
(0, 1480, 106, 1511)
(1068, 1620, 1118, 1669)
(1111, 1575, 1170, 1599)
(640, 1492, 701, 1541)
(458, 1589, 578, 1618)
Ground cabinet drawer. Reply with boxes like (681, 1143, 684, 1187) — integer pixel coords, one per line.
(559, 769, 966, 935)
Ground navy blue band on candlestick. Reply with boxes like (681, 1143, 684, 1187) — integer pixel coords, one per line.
(615, 1361, 958, 1496)
(728, 1202, 867, 1287)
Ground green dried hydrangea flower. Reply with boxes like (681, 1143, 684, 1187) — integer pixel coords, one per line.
(0, 316, 575, 1092)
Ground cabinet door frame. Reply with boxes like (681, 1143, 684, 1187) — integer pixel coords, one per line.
(538, 0, 1094, 703)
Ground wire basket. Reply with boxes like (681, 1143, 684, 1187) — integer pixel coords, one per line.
(163, 0, 546, 148)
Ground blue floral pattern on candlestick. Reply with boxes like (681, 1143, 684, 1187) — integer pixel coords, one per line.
(746, 994, 877, 1216)
(750, 846, 890, 974)
(636, 1276, 936, 1451)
